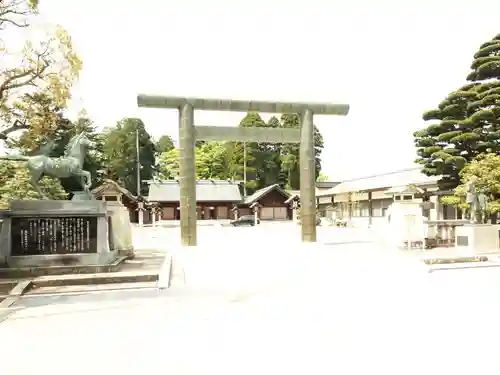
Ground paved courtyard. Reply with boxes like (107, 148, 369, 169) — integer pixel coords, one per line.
(1, 223, 500, 374)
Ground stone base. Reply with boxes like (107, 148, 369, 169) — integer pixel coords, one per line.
(0, 256, 127, 278)
(106, 201, 134, 257)
(0, 200, 117, 268)
(455, 224, 500, 254)
(6, 252, 117, 268)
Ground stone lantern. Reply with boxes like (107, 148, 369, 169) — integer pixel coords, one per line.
(285, 194, 300, 221)
(231, 205, 240, 220)
(148, 202, 161, 227)
(136, 196, 147, 227)
(249, 202, 262, 224)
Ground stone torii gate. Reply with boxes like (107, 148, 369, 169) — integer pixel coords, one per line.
(137, 95, 349, 246)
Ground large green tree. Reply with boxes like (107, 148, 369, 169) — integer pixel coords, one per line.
(223, 113, 324, 192)
(155, 135, 175, 154)
(441, 153, 500, 218)
(102, 118, 156, 195)
(0, 1, 84, 201)
(257, 116, 282, 187)
(7, 92, 69, 152)
(157, 148, 179, 179)
(414, 33, 500, 189)
(280, 113, 324, 190)
(0, 0, 82, 140)
(157, 142, 231, 180)
(196, 142, 230, 180)
(230, 113, 263, 191)
(413, 86, 476, 189)
(464, 33, 500, 154)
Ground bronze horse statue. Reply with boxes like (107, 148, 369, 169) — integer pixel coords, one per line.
(0, 132, 94, 199)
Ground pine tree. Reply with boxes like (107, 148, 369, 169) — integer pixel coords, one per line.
(414, 33, 500, 189)
(465, 33, 500, 153)
(414, 85, 476, 189)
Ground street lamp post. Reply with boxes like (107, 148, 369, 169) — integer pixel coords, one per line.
(136, 128, 144, 226)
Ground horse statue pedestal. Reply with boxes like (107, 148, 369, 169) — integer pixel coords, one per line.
(71, 191, 94, 201)
(0, 200, 117, 268)
(105, 200, 134, 258)
(455, 224, 500, 255)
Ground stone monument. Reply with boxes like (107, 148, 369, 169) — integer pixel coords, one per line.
(0, 132, 120, 267)
(385, 185, 426, 249)
(456, 177, 499, 254)
(0, 200, 112, 267)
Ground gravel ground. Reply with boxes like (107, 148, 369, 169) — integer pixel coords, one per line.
(1, 224, 500, 374)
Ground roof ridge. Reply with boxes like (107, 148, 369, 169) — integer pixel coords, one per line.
(148, 180, 243, 202)
(340, 167, 423, 182)
(243, 183, 289, 205)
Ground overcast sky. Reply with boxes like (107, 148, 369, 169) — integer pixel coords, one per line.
(29, 0, 500, 180)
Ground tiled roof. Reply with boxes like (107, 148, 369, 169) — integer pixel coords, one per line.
(148, 180, 242, 202)
(243, 184, 290, 205)
(318, 167, 440, 196)
(316, 181, 341, 189)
